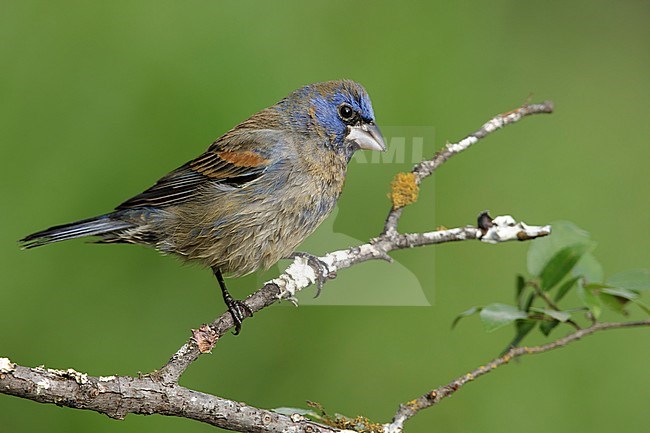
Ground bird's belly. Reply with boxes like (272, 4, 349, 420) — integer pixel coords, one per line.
(162, 184, 339, 277)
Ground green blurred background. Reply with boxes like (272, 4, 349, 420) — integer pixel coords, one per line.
(2, 1, 649, 432)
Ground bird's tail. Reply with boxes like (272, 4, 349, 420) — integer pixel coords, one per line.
(19, 213, 135, 249)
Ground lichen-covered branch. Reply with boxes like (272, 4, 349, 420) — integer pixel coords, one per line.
(0, 360, 342, 433)
(383, 319, 650, 433)
(383, 101, 554, 235)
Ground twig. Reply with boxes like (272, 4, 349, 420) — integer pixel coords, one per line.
(383, 101, 554, 235)
(383, 319, 650, 433)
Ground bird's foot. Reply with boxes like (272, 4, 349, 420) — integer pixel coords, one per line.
(225, 298, 253, 335)
(288, 252, 337, 298)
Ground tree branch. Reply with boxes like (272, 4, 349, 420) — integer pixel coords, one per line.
(383, 101, 553, 235)
(0, 360, 342, 433)
(383, 319, 650, 433)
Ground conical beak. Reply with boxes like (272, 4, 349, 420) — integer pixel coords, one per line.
(347, 123, 386, 152)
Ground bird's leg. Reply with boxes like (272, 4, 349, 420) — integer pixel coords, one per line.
(287, 252, 337, 298)
(212, 267, 252, 335)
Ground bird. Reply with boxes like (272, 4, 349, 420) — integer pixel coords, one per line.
(19, 79, 386, 333)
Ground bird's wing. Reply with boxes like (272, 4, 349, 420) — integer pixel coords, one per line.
(115, 131, 276, 210)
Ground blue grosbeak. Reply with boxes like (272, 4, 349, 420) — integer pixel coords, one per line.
(20, 80, 386, 333)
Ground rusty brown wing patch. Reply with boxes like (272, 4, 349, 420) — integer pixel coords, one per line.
(190, 150, 269, 179)
(217, 150, 269, 167)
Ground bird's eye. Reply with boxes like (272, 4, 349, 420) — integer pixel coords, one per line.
(338, 103, 355, 121)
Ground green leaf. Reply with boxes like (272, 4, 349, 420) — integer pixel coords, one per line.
(452, 306, 482, 329)
(503, 320, 537, 353)
(607, 269, 650, 292)
(479, 304, 527, 332)
(600, 287, 650, 314)
(540, 243, 592, 290)
(578, 283, 604, 318)
(631, 299, 650, 314)
(516, 275, 527, 310)
(601, 287, 639, 300)
(530, 307, 571, 322)
(522, 292, 536, 312)
(540, 319, 560, 336)
(599, 292, 630, 315)
(573, 252, 604, 283)
(554, 276, 581, 302)
(527, 221, 592, 276)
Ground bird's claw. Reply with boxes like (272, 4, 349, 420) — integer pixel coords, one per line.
(225, 298, 253, 335)
(288, 252, 336, 298)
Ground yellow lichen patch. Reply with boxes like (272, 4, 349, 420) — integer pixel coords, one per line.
(406, 399, 419, 409)
(389, 172, 419, 210)
(307, 401, 383, 433)
(327, 415, 384, 433)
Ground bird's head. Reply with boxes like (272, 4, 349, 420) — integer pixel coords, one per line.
(280, 80, 386, 159)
